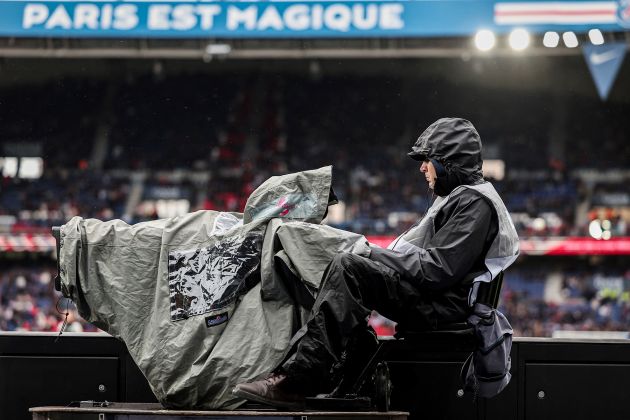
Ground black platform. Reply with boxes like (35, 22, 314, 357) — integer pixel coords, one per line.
(3, 333, 630, 420)
(30, 403, 408, 420)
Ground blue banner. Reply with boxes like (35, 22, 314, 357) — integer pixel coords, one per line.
(0, 0, 628, 38)
(583, 41, 627, 100)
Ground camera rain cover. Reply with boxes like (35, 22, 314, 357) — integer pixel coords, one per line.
(168, 231, 263, 321)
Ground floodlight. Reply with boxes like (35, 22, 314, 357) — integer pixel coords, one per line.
(474, 29, 496, 51)
(509, 28, 530, 51)
(562, 32, 579, 48)
(543, 32, 559, 48)
(588, 29, 604, 45)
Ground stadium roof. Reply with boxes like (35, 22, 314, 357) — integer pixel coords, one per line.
(0, 34, 629, 59)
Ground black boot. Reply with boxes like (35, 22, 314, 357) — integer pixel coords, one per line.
(233, 373, 305, 410)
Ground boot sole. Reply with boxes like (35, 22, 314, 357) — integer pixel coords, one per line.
(232, 387, 304, 411)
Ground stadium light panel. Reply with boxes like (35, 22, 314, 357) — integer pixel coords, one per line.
(562, 32, 579, 48)
(482, 159, 505, 180)
(543, 32, 560, 48)
(588, 29, 605, 45)
(474, 29, 496, 51)
(156, 199, 190, 219)
(205, 44, 232, 55)
(509, 28, 530, 51)
(18, 157, 43, 179)
(0, 157, 18, 178)
(532, 217, 546, 231)
(589, 219, 603, 239)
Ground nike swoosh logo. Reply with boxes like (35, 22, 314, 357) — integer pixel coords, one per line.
(590, 50, 619, 65)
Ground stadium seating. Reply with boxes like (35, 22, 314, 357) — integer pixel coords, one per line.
(1, 73, 628, 336)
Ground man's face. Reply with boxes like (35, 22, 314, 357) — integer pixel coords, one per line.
(420, 160, 437, 189)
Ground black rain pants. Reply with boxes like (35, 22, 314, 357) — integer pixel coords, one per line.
(279, 252, 433, 392)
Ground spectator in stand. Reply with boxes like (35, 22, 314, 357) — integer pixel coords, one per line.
(0, 266, 96, 332)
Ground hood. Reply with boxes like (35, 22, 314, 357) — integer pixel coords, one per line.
(408, 117, 484, 184)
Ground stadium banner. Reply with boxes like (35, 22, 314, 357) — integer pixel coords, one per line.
(583, 41, 627, 100)
(366, 235, 630, 255)
(1, 233, 630, 254)
(518, 236, 630, 255)
(0, 0, 629, 38)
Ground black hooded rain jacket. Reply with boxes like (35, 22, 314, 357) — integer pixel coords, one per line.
(369, 118, 498, 328)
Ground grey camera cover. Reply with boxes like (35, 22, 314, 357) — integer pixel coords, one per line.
(57, 166, 370, 409)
